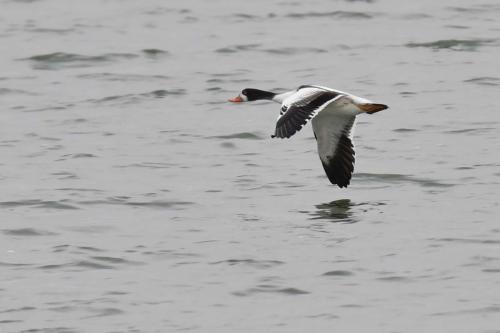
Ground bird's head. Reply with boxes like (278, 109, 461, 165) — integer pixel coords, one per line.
(228, 88, 275, 103)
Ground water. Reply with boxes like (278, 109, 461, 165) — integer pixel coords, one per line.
(1, 0, 500, 332)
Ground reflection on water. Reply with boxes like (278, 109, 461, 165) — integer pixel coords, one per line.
(309, 199, 357, 223)
(307, 199, 387, 223)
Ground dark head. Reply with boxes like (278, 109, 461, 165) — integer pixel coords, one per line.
(228, 88, 276, 103)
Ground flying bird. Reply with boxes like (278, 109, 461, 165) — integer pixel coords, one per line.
(229, 85, 388, 188)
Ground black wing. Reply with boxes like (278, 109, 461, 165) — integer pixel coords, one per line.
(312, 115, 356, 188)
(272, 89, 341, 139)
(319, 134, 355, 188)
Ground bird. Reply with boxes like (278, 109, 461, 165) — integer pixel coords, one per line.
(228, 85, 388, 188)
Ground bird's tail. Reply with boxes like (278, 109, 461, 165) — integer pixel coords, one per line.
(358, 103, 388, 114)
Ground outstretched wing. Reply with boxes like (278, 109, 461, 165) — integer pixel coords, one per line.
(312, 112, 356, 188)
(272, 87, 343, 139)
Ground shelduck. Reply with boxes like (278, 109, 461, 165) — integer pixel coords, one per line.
(229, 85, 388, 188)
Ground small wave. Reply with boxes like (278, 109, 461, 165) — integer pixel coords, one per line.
(354, 173, 454, 188)
(77, 73, 169, 81)
(51, 171, 78, 179)
(22, 52, 139, 70)
(234, 13, 258, 19)
(322, 270, 354, 276)
(464, 77, 500, 86)
(406, 39, 495, 51)
(432, 238, 500, 244)
(211, 259, 284, 269)
(83, 307, 124, 318)
(91, 256, 143, 266)
(401, 13, 432, 19)
(141, 48, 169, 57)
(149, 89, 185, 97)
(286, 11, 372, 19)
(0, 306, 36, 314)
(124, 201, 193, 209)
(56, 188, 104, 193)
(27, 27, 75, 34)
(262, 47, 327, 55)
(40, 260, 113, 270)
(399, 91, 416, 97)
(88, 89, 185, 105)
(0, 261, 32, 267)
(233, 285, 310, 297)
(52, 245, 104, 253)
(445, 25, 470, 30)
(0, 199, 78, 210)
(77, 246, 104, 252)
(0, 88, 37, 95)
(23, 103, 74, 113)
(17, 327, 78, 333)
(78, 198, 194, 210)
(376, 276, 412, 282)
(393, 128, 418, 132)
(114, 162, 177, 169)
(447, 6, 492, 14)
(444, 127, 495, 134)
(2, 228, 58, 236)
(431, 305, 500, 317)
(215, 44, 260, 53)
(220, 142, 236, 149)
(210, 132, 264, 140)
(228, 13, 263, 21)
(65, 153, 97, 159)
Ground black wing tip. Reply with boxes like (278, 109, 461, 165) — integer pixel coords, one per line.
(320, 135, 355, 188)
(322, 161, 352, 188)
(335, 182, 350, 188)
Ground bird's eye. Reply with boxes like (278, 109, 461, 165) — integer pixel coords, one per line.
(242, 89, 248, 95)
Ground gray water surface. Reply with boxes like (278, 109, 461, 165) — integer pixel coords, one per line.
(1, 0, 500, 332)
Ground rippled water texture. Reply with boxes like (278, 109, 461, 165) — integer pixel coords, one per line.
(1, 0, 500, 332)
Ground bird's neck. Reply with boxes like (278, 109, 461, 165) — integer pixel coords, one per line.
(272, 90, 295, 104)
(251, 89, 276, 101)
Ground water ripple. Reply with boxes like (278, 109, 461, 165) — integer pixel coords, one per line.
(307, 199, 386, 223)
(141, 48, 169, 58)
(0, 88, 38, 95)
(215, 44, 260, 53)
(0, 306, 36, 313)
(87, 89, 186, 105)
(262, 47, 327, 55)
(2, 228, 58, 236)
(464, 77, 500, 86)
(322, 270, 354, 276)
(286, 11, 372, 19)
(18, 328, 77, 333)
(354, 173, 454, 188)
(233, 285, 310, 297)
(0, 200, 78, 210)
(77, 73, 169, 82)
(210, 132, 264, 140)
(211, 259, 284, 269)
(406, 39, 495, 51)
(22, 52, 139, 70)
(432, 238, 500, 245)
